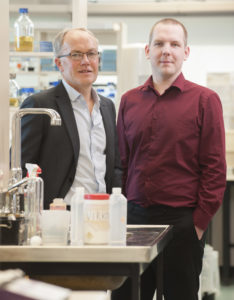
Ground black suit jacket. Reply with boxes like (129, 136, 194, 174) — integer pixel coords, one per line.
(20, 82, 122, 208)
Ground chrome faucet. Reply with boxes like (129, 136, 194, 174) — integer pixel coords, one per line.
(10, 108, 62, 184)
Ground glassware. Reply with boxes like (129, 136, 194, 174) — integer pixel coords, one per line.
(9, 73, 20, 107)
(24, 164, 44, 243)
(14, 8, 34, 52)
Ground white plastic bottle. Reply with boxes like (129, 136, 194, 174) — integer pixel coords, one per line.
(70, 187, 85, 245)
(83, 193, 110, 245)
(14, 8, 34, 52)
(109, 187, 127, 246)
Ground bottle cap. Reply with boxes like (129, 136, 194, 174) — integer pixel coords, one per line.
(112, 188, 121, 194)
(19, 8, 28, 14)
(50, 198, 66, 210)
(84, 194, 109, 200)
(9, 73, 16, 79)
(25, 163, 41, 177)
(36, 167, 42, 175)
(29, 88, 35, 93)
(53, 198, 64, 204)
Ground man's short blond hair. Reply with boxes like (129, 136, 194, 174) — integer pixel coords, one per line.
(148, 18, 188, 46)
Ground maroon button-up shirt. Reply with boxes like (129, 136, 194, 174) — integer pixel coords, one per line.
(117, 73, 226, 230)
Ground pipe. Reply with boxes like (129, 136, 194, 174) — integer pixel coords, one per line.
(10, 108, 61, 184)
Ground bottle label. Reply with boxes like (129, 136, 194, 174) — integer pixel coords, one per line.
(50, 206, 66, 210)
(84, 202, 109, 244)
(15, 36, 34, 52)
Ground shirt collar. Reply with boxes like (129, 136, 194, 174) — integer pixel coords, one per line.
(62, 79, 100, 107)
(171, 73, 185, 91)
(141, 73, 186, 93)
(91, 88, 101, 108)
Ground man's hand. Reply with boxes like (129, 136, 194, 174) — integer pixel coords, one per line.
(194, 226, 204, 240)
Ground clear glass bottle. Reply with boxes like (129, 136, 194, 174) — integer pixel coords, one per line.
(9, 73, 20, 107)
(14, 8, 34, 52)
(109, 188, 127, 246)
(24, 163, 44, 243)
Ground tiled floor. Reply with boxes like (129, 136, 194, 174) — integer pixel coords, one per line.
(216, 284, 234, 300)
(69, 291, 110, 300)
(69, 283, 234, 299)
(69, 286, 234, 299)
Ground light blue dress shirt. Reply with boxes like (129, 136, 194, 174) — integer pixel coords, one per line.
(62, 80, 106, 204)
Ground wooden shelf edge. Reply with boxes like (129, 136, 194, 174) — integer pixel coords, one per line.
(9, 2, 234, 15)
(10, 52, 54, 57)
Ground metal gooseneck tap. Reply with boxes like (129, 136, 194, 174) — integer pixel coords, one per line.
(10, 108, 62, 184)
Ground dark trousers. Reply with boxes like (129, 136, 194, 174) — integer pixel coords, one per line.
(111, 202, 206, 300)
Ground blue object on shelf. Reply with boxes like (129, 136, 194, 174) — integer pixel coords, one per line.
(101, 49, 116, 72)
(49, 81, 60, 87)
(40, 41, 53, 52)
(40, 58, 58, 71)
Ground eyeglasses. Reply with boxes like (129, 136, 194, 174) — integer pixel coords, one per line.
(57, 51, 100, 61)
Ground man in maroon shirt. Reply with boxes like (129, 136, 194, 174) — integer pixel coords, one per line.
(112, 18, 226, 300)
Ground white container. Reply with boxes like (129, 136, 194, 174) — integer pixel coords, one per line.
(83, 194, 110, 245)
(109, 188, 127, 246)
(14, 8, 34, 52)
(41, 210, 70, 246)
(70, 187, 84, 246)
(50, 198, 67, 210)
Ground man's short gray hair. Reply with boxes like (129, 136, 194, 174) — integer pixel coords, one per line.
(53, 28, 99, 57)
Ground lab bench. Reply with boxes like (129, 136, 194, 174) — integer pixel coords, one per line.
(0, 225, 173, 300)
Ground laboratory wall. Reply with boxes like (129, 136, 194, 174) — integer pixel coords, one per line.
(9, 6, 234, 266)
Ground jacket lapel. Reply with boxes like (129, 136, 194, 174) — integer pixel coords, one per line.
(54, 82, 80, 163)
(100, 97, 111, 155)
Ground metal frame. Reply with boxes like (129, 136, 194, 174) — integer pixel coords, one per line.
(0, 225, 172, 300)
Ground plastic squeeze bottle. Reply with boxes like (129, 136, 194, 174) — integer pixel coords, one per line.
(109, 187, 127, 246)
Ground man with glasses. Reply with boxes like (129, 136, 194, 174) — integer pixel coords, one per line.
(20, 28, 122, 209)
